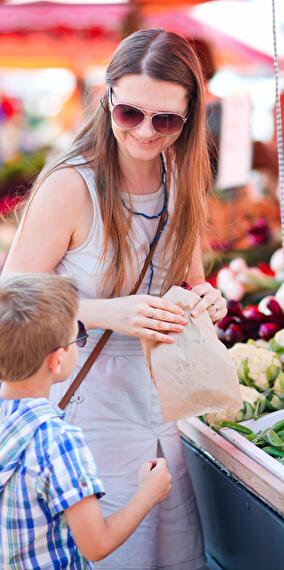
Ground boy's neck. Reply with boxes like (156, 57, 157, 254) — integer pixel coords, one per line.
(0, 368, 52, 401)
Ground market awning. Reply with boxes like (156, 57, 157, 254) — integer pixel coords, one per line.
(0, 2, 130, 33)
(0, 0, 282, 73)
(0, 2, 129, 72)
(0, 32, 119, 73)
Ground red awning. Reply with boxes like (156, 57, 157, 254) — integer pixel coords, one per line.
(0, 1, 281, 73)
(0, 2, 130, 33)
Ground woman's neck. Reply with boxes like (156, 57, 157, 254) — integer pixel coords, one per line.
(119, 152, 162, 195)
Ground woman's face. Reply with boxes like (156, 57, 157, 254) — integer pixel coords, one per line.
(110, 74, 188, 163)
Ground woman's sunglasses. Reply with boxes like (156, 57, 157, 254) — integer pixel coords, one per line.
(108, 88, 188, 136)
(52, 320, 89, 352)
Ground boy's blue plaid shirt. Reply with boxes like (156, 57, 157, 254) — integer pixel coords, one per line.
(0, 398, 105, 569)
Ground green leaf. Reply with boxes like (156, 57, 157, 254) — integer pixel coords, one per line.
(266, 364, 280, 385)
(263, 446, 284, 458)
(268, 339, 284, 355)
(270, 419, 284, 433)
(278, 372, 284, 396)
(242, 401, 254, 420)
(220, 421, 254, 434)
(266, 394, 284, 411)
(253, 399, 262, 420)
(238, 358, 253, 387)
(266, 429, 284, 450)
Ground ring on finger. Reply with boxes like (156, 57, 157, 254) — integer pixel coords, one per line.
(152, 308, 158, 320)
(211, 303, 219, 312)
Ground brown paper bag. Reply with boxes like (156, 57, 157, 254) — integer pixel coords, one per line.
(141, 285, 242, 422)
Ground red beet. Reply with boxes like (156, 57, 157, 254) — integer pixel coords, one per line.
(224, 324, 244, 344)
(217, 314, 232, 330)
(242, 305, 265, 323)
(267, 298, 284, 317)
(242, 321, 260, 338)
(259, 322, 281, 340)
(227, 300, 246, 320)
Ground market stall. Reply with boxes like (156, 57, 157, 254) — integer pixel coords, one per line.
(178, 328, 284, 569)
(178, 254, 284, 569)
(179, 416, 284, 570)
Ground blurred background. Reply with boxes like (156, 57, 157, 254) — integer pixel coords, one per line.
(0, 0, 283, 305)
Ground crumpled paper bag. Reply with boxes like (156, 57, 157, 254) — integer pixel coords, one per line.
(141, 286, 242, 422)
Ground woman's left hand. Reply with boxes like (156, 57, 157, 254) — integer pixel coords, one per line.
(190, 282, 227, 323)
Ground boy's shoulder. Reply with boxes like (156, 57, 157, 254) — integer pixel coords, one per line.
(0, 397, 66, 429)
(0, 397, 93, 484)
(0, 397, 86, 456)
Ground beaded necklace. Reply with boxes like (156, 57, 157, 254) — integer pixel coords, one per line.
(122, 154, 169, 293)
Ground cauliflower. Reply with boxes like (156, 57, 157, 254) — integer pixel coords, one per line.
(269, 370, 284, 408)
(268, 329, 284, 365)
(205, 385, 266, 427)
(254, 339, 269, 349)
(229, 342, 281, 391)
(274, 329, 284, 346)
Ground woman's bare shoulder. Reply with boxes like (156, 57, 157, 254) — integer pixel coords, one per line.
(36, 166, 92, 207)
(3, 166, 94, 273)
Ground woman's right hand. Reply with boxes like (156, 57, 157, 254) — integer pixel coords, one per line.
(89, 294, 187, 343)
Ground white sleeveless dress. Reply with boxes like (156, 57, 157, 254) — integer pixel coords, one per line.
(51, 157, 205, 570)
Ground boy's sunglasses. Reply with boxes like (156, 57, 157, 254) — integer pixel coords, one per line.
(52, 320, 89, 352)
(108, 88, 188, 136)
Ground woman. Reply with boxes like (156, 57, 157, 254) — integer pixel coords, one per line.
(4, 29, 226, 569)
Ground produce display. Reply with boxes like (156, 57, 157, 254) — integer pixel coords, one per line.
(208, 246, 284, 467)
(225, 418, 284, 465)
(213, 251, 284, 418)
(197, 249, 284, 444)
(216, 257, 280, 302)
(203, 325, 284, 431)
(204, 385, 266, 427)
(216, 298, 284, 346)
(229, 342, 281, 391)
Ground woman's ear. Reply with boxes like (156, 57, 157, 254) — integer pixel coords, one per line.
(45, 348, 64, 376)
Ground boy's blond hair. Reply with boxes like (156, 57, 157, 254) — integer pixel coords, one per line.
(0, 273, 79, 381)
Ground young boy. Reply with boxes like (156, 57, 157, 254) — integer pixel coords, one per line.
(0, 273, 172, 569)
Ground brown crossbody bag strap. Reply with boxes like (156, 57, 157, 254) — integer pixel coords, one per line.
(59, 210, 166, 410)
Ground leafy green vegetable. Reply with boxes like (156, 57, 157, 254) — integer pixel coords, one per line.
(264, 429, 284, 450)
(266, 364, 280, 385)
(262, 446, 284, 458)
(238, 358, 254, 387)
(220, 421, 254, 434)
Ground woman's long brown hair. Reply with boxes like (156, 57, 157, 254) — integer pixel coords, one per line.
(25, 29, 211, 297)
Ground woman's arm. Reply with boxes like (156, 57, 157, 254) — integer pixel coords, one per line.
(3, 169, 187, 342)
(79, 294, 187, 342)
(186, 239, 227, 322)
(185, 238, 205, 286)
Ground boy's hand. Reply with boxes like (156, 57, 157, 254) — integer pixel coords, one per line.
(137, 458, 172, 507)
(65, 458, 172, 561)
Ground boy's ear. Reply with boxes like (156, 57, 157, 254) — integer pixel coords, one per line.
(45, 348, 65, 375)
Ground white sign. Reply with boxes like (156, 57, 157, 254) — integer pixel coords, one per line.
(216, 94, 252, 190)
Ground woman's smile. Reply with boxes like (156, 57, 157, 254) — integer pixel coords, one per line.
(130, 133, 160, 145)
